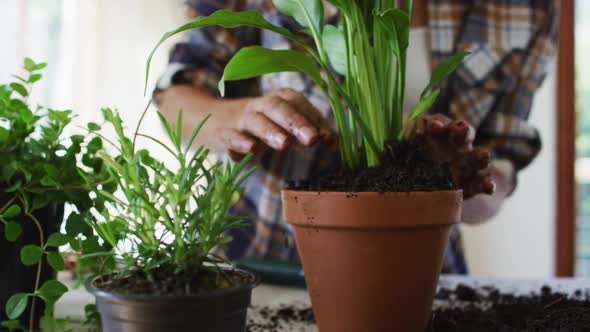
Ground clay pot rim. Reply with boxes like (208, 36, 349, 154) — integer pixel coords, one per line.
(86, 268, 259, 302)
(281, 189, 462, 196)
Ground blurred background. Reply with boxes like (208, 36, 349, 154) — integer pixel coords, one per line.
(0, 0, 586, 279)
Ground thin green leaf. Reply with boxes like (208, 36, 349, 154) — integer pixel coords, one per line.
(402, 88, 441, 139)
(219, 46, 323, 96)
(422, 51, 470, 97)
(184, 114, 211, 155)
(6, 293, 28, 320)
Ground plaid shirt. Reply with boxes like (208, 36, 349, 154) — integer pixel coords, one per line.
(155, 0, 558, 274)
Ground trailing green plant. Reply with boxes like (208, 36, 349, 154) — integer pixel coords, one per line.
(146, 0, 468, 170)
(0, 58, 111, 332)
(78, 106, 254, 291)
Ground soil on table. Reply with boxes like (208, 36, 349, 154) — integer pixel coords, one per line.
(246, 285, 590, 332)
(288, 139, 455, 192)
(428, 284, 590, 332)
(94, 265, 254, 296)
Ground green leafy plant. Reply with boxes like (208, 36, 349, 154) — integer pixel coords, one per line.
(0, 58, 110, 331)
(146, 0, 468, 170)
(79, 107, 254, 292)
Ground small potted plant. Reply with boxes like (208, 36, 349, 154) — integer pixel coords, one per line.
(146, 1, 477, 331)
(0, 58, 110, 332)
(82, 107, 258, 331)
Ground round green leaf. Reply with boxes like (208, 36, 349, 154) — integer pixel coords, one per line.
(4, 222, 22, 241)
(87, 122, 101, 131)
(46, 233, 72, 247)
(20, 244, 44, 266)
(37, 280, 68, 304)
(46, 252, 65, 271)
(6, 293, 28, 320)
(2, 205, 21, 219)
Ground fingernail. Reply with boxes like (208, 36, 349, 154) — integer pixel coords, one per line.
(270, 132, 288, 148)
(297, 127, 317, 145)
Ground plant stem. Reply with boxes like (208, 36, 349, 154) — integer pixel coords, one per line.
(25, 210, 44, 332)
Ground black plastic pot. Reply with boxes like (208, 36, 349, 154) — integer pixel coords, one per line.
(86, 270, 258, 332)
(0, 201, 64, 328)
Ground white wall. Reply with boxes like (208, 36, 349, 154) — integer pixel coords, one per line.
(463, 65, 557, 278)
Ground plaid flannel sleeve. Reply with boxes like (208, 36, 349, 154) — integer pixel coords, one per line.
(153, 0, 260, 101)
(430, 0, 559, 185)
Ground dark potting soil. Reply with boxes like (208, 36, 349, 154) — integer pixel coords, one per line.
(245, 285, 590, 331)
(94, 265, 254, 296)
(288, 139, 455, 192)
(428, 284, 590, 332)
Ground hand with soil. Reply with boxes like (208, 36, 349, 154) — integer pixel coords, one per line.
(416, 114, 494, 199)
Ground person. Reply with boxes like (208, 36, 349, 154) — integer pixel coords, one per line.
(153, 0, 558, 274)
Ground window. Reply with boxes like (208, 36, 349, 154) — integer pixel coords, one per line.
(575, 0, 590, 276)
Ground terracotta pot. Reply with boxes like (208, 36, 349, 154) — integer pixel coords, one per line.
(281, 190, 462, 332)
(86, 269, 258, 332)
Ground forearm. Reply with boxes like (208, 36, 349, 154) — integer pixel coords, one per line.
(461, 168, 513, 224)
(156, 85, 250, 152)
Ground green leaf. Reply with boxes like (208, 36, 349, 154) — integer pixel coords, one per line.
(33, 62, 47, 71)
(273, 0, 324, 33)
(219, 46, 323, 96)
(20, 244, 44, 266)
(87, 122, 101, 131)
(46, 233, 72, 247)
(4, 222, 22, 242)
(65, 212, 88, 236)
(28, 73, 42, 83)
(402, 88, 441, 138)
(422, 51, 470, 97)
(375, 8, 410, 55)
(47, 252, 65, 271)
(0, 127, 9, 142)
(9, 83, 28, 97)
(322, 25, 346, 75)
(24, 58, 36, 71)
(2, 205, 21, 219)
(1, 319, 26, 330)
(37, 280, 68, 304)
(6, 293, 28, 320)
(146, 10, 300, 94)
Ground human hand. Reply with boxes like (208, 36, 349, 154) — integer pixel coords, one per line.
(217, 88, 334, 160)
(416, 114, 495, 199)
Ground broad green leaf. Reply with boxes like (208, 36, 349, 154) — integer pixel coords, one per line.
(219, 46, 323, 96)
(4, 222, 22, 242)
(9, 83, 28, 97)
(37, 280, 68, 304)
(6, 293, 28, 320)
(2, 205, 21, 219)
(273, 0, 324, 33)
(65, 213, 88, 236)
(146, 10, 300, 94)
(422, 51, 470, 97)
(322, 25, 346, 75)
(33, 62, 48, 71)
(0, 127, 8, 142)
(1, 319, 25, 330)
(46, 252, 65, 271)
(20, 244, 44, 266)
(46, 233, 72, 247)
(401, 88, 441, 138)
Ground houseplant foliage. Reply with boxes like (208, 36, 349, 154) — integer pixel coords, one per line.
(145, 1, 469, 331)
(82, 107, 257, 331)
(0, 59, 111, 331)
(146, 0, 468, 170)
